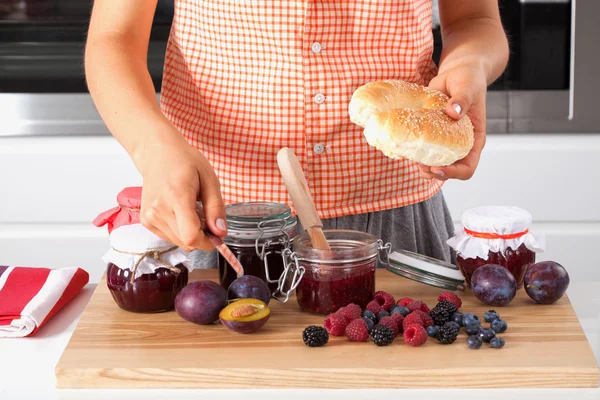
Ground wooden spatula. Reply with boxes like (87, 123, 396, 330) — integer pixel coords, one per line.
(277, 148, 331, 250)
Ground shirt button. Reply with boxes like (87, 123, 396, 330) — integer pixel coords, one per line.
(313, 143, 325, 155)
(311, 42, 322, 54)
(314, 93, 325, 104)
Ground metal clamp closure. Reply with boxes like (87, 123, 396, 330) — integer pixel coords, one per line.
(272, 248, 305, 303)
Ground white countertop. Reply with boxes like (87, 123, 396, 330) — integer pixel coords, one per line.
(1, 283, 598, 400)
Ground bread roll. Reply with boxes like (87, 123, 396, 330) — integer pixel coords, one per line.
(349, 80, 474, 167)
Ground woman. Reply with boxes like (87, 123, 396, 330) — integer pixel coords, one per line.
(85, 1, 508, 267)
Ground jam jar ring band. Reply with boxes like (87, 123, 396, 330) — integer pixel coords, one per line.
(111, 246, 181, 284)
(464, 228, 529, 240)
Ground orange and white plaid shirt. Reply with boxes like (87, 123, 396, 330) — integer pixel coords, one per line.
(161, 0, 443, 219)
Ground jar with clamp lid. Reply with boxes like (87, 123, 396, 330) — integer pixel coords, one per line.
(218, 202, 298, 294)
(286, 230, 388, 314)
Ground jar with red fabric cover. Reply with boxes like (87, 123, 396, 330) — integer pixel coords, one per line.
(94, 187, 192, 313)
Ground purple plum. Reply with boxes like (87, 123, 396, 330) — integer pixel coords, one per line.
(175, 280, 227, 325)
(471, 264, 517, 307)
(524, 261, 570, 304)
(227, 275, 271, 305)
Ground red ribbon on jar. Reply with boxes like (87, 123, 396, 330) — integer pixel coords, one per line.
(464, 228, 530, 240)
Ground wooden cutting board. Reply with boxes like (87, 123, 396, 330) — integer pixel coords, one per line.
(56, 269, 599, 389)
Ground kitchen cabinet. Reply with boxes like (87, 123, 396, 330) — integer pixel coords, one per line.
(0, 134, 599, 283)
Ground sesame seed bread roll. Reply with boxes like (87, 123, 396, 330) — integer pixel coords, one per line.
(349, 80, 475, 167)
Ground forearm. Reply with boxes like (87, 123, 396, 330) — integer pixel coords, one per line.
(85, 36, 189, 173)
(438, 16, 509, 85)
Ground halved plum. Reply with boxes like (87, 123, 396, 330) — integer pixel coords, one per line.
(219, 298, 270, 334)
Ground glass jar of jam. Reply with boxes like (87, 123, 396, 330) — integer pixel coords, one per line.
(447, 206, 545, 288)
(218, 202, 298, 294)
(291, 230, 382, 315)
(94, 187, 192, 313)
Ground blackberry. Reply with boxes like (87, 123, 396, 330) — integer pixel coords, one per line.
(429, 300, 458, 326)
(436, 321, 460, 344)
(484, 310, 500, 323)
(370, 324, 395, 346)
(302, 325, 329, 347)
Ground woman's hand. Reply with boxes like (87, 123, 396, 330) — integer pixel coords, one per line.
(136, 131, 227, 252)
(419, 61, 488, 181)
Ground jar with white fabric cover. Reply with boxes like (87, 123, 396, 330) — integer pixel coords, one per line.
(447, 206, 545, 288)
(94, 187, 193, 313)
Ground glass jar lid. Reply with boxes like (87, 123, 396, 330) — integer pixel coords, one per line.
(293, 230, 379, 265)
(224, 202, 297, 243)
(385, 250, 466, 291)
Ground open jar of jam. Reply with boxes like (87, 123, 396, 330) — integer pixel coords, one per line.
(289, 230, 386, 314)
(447, 206, 545, 288)
(218, 202, 298, 295)
(94, 187, 192, 313)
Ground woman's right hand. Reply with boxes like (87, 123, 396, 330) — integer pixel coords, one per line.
(135, 133, 227, 252)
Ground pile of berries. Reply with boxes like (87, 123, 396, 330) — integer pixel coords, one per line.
(301, 290, 508, 349)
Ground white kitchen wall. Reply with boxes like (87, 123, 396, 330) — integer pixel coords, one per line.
(1, 134, 599, 283)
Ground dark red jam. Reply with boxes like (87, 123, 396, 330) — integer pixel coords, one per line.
(295, 259, 376, 315)
(106, 262, 189, 313)
(218, 244, 285, 293)
(457, 243, 535, 288)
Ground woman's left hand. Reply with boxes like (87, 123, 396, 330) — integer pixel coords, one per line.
(419, 61, 488, 181)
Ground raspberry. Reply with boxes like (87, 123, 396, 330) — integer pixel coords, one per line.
(407, 300, 430, 313)
(390, 313, 404, 332)
(366, 300, 382, 315)
(404, 324, 428, 347)
(378, 316, 399, 337)
(438, 291, 462, 309)
(397, 297, 414, 307)
(411, 310, 434, 328)
(345, 318, 370, 342)
(373, 291, 396, 311)
(324, 313, 348, 336)
(336, 303, 362, 322)
(402, 312, 424, 331)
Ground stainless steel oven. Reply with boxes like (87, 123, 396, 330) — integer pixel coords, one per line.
(1, 0, 599, 136)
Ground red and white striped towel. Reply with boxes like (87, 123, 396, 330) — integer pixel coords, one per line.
(0, 266, 89, 338)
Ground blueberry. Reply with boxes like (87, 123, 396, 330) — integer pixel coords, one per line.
(377, 310, 390, 322)
(491, 318, 507, 333)
(362, 310, 376, 322)
(490, 337, 506, 349)
(452, 312, 464, 327)
(446, 321, 460, 331)
(391, 306, 410, 317)
(388, 305, 399, 314)
(479, 328, 496, 343)
(484, 310, 500, 323)
(426, 325, 439, 338)
(463, 313, 481, 326)
(362, 317, 375, 333)
(465, 322, 482, 336)
(467, 335, 483, 349)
